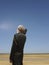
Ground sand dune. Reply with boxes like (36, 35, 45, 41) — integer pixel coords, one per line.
(0, 53, 49, 65)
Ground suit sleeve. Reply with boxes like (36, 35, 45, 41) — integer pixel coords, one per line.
(10, 35, 16, 62)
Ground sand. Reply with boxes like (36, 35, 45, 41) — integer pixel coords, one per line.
(0, 54, 49, 65)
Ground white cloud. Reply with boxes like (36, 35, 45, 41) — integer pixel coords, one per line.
(0, 23, 13, 30)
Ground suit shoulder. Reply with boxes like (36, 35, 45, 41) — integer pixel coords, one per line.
(14, 33, 18, 36)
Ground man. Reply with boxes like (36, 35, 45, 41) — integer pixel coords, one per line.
(10, 25, 27, 65)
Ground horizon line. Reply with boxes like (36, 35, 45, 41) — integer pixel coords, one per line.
(0, 53, 49, 55)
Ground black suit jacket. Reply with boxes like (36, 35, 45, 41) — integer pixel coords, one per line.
(10, 33, 26, 62)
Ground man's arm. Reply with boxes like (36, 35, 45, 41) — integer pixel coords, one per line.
(10, 35, 15, 62)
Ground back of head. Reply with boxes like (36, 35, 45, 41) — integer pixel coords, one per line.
(17, 25, 27, 34)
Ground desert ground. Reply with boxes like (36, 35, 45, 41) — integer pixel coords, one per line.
(0, 53, 49, 65)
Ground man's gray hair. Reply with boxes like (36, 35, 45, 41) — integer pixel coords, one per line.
(17, 25, 25, 33)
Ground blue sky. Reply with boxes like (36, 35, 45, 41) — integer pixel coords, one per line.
(0, 0, 49, 53)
